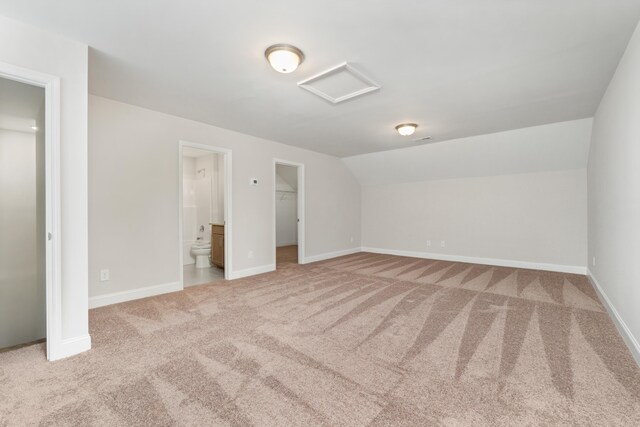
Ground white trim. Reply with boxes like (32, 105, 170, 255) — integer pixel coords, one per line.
(228, 264, 275, 280)
(587, 269, 640, 366)
(88, 282, 182, 309)
(273, 159, 305, 265)
(49, 334, 92, 361)
(0, 61, 65, 361)
(360, 247, 587, 274)
(303, 247, 362, 264)
(178, 141, 232, 286)
(276, 241, 299, 248)
(297, 62, 381, 104)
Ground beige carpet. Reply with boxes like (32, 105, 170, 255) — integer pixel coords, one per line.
(1, 253, 639, 425)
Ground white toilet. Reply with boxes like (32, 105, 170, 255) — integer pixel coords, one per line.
(191, 241, 211, 268)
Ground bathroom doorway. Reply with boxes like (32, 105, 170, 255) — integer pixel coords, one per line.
(273, 160, 305, 267)
(0, 68, 60, 358)
(178, 142, 231, 287)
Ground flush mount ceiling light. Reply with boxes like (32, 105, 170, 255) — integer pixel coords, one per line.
(395, 123, 418, 136)
(265, 44, 305, 73)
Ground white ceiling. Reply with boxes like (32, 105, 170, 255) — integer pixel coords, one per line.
(344, 118, 593, 186)
(276, 164, 298, 191)
(0, 77, 44, 133)
(0, 1, 639, 157)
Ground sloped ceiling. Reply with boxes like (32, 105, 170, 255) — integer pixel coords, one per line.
(276, 164, 298, 191)
(343, 119, 593, 186)
(0, 77, 44, 133)
(0, 1, 638, 156)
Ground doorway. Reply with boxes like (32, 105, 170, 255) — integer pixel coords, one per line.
(0, 76, 47, 353)
(274, 160, 305, 267)
(178, 141, 232, 287)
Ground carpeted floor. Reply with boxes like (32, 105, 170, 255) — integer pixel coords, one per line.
(1, 253, 639, 425)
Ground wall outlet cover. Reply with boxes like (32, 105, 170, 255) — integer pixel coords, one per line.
(100, 269, 110, 282)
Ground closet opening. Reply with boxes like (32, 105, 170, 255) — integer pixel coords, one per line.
(0, 69, 60, 360)
(274, 160, 305, 268)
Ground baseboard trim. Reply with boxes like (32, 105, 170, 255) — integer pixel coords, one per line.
(587, 269, 640, 366)
(50, 334, 92, 361)
(276, 242, 298, 248)
(360, 247, 587, 275)
(302, 247, 362, 264)
(228, 264, 276, 280)
(89, 281, 182, 309)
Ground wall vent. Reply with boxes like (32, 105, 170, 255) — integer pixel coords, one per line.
(297, 62, 380, 104)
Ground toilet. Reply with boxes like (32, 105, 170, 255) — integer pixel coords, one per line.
(191, 241, 211, 268)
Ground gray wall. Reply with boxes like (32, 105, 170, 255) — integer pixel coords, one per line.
(588, 21, 640, 357)
(88, 95, 361, 298)
(361, 169, 587, 270)
(0, 128, 45, 348)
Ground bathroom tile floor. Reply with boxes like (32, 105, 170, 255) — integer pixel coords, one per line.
(183, 263, 224, 287)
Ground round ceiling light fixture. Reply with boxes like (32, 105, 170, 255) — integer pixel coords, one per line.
(265, 44, 305, 73)
(395, 123, 418, 136)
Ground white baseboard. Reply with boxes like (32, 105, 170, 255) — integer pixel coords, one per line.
(228, 264, 275, 280)
(89, 281, 182, 309)
(276, 242, 298, 248)
(360, 247, 587, 275)
(587, 269, 640, 366)
(49, 334, 92, 361)
(302, 247, 362, 264)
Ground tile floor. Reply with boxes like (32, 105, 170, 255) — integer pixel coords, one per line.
(183, 263, 224, 287)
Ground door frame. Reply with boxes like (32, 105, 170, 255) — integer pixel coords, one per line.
(273, 159, 305, 265)
(0, 61, 62, 360)
(178, 141, 232, 285)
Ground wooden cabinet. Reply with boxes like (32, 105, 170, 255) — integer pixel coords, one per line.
(210, 224, 224, 268)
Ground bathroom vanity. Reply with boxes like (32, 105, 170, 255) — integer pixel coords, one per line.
(210, 223, 224, 268)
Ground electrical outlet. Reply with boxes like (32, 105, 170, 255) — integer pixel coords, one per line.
(100, 269, 110, 282)
(592, 256, 596, 267)
(440, 240, 446, 248)
(350, 236, 354, 243)
(426, 240, 431, 247)
(248, 250, 254, 259)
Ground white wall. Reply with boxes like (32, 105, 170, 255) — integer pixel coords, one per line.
(276, 167, 298, 247)
(195, 153, 223, 226)
(182, 152, 224, 264)
(0, 15, 89, 357)
(347, 119, 592, 273)
(361, 170, 587, 271)
(182, 157, 197, 264)
(588, 21, 640, 360)
(0, 129, 45, 348)
(89, 95, 361, 298)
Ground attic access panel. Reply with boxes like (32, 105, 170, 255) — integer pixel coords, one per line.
(297, 62, 380, 104)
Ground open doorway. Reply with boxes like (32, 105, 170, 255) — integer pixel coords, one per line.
(0, 77, 46, 352)
(179, 142, 232, 287)
(274, 160, 305, 268)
